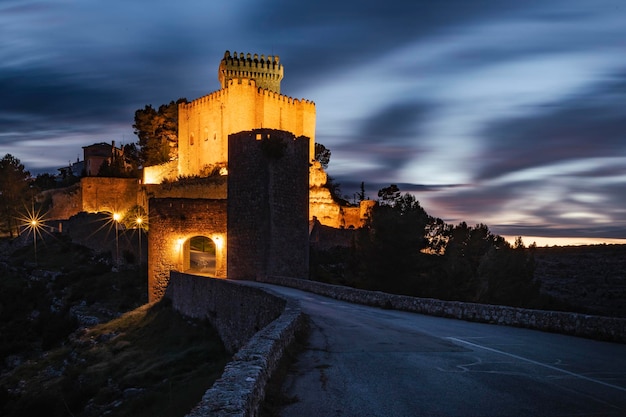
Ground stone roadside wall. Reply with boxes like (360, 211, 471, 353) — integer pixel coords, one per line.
(258, 275, 626, 344)
(164, 272, 306, 417)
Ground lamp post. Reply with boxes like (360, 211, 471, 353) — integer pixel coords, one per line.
(31, 219, 38, 266)
(135, 216, 143, 265)
(113, 212, 121, 267)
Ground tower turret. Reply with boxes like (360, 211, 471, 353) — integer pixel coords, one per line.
(218, 50, 284, 93)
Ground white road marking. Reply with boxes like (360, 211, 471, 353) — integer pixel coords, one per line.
(447, 337, 626, 393)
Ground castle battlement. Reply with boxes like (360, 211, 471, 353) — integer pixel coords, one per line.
(219, 50, 284, 93)
(182, 77, 315, 111)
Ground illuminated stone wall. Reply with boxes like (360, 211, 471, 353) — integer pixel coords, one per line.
(309, 162, 374, 228)
(81, 177, 141, 214)
(142, 160, 178, 184)
(177, 78, 316, 177)
(43, 184, 82, 221)
(148, 198, 227, 302)
(227, 129, 310, 280)
(143, 176, 227, 201)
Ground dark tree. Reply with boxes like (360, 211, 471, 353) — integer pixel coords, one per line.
(477, 237, 538, 307)
(356, 181, 367, 202)
(123, 143, 141, 176)
(33, 173, 57, 191)
(133, 99, 186, 166)
(0, 154, 31, 237)
(358, 187, 433, 293)
(314, 143, 331, 169)
(377, 184, 400, 204)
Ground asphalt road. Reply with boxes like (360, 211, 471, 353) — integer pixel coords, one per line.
(251, 283, 626, 417)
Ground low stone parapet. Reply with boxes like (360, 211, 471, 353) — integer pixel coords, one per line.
(259, 275, 626, 344)
(164, 272, 306, 417)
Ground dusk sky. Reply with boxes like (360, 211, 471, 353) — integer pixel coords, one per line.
(2, 0, 625, 245)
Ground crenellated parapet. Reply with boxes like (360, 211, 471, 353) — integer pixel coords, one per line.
(181, 77, 315, 112)
(219, 50, 284, 93)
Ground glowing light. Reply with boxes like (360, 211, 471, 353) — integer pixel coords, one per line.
(18, 205, 48, 266)
(212, 235, 224, 249)
(113, 212, 121, 222)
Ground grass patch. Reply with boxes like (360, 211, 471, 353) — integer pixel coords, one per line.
(1, 300, 230, 417)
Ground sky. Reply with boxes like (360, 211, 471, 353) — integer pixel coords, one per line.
(2, 0, 625, 245)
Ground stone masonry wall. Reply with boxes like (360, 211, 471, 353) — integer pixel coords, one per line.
(81, 177, 141, 214)
(148, 198, 227, 302)
(165, 272, 306, 417)
(43, 183, 82, 220)
(227, 129, 310, 281)
(144, 176, 227, 200)
(165, 272, 286, 353)
(178, 78, 316, 177)
(259, 275, 626, 343)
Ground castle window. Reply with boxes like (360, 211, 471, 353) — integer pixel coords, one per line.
(190, 133, 195, 146)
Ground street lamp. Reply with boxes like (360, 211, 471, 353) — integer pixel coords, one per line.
(31, 218, 38, 265)
(19, 205, 45, 266)
(113, 212, 121, 267)
(135, 216, 143, 265)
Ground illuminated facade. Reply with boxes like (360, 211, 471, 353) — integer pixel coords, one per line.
(142, 50, 369, 229)
(148, 129, 310, 301)
(144, 51, 316, 180)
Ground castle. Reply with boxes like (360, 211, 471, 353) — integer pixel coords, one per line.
(43, 50, 374, 300)
(143, 50, 373, 229)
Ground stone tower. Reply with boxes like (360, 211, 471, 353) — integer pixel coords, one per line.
(227, 129, 310, 280)
(218, 50, 284, 93)
(173, 50, 315, 178)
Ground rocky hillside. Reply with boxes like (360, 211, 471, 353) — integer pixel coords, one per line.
(0, 235, 229, 417)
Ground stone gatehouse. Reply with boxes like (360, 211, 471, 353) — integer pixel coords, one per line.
(147, 129, 310, 301)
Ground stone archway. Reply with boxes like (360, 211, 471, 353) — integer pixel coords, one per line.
(147, 198, 227, 302)
(184, 235, 216, 276)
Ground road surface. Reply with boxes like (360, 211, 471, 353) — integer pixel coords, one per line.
(251, 282, 626, 417)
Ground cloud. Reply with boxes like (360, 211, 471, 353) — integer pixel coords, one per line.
(476, 69, 626, 182)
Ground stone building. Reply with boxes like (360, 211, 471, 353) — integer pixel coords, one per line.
(83, 141, 124, 176)
(148, 129, 309, 301)
(41, 50, 374, 300)
(143, 50, 371, 229)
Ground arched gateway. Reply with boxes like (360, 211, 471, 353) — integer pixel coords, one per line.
(148, 198, 227, 301)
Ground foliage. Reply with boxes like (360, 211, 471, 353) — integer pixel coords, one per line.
(123, 143, 141, 175)
(1, 302, 228, 417)
(310, 184, 542, 309)
(356, 190, 434, 293)
(198, 162, 227, 177)
(355, 181, 367, 202)
(0, 154, 32, 237)
(476, 239, 538, 306)
(314, 143, 331, 169)
(133, 99, 186, 167)
(32, 173, 57, 190)
(324, 176, 352, 206)
(377, 184, 400, 203)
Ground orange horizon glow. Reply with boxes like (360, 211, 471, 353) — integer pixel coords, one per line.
(503, 235, 626, 248)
